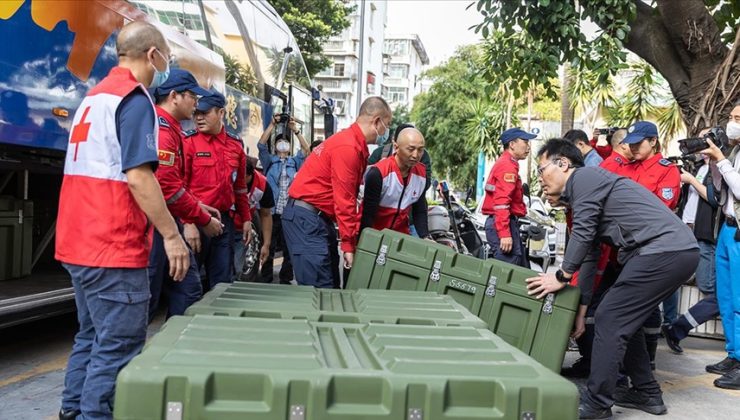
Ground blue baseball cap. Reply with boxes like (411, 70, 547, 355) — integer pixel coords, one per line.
(196, 89, 226, 112)
(500, 127, 537, 145)
(622, 121, 659, 144)
(153, 68, 210, 97)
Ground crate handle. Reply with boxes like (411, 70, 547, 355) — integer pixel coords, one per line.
(290, 405, 305, 420)
(429, 260, 441, 282)
(408, 408, 423, 420)
(542, 293, 555, 315)
(376, 245, 388, 266)
(485, 276, 498, 297)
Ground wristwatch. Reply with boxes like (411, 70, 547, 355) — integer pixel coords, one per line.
(555, 269, 571, 283)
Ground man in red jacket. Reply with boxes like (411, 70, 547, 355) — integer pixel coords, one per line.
(481, 127, 536, 267)
(183, 90, 252, 290)
(283, 97, 392, 288)
(147, 69, 222, 321)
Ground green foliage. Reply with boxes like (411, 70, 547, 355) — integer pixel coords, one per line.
(411, 45, 492, 190)
(271, 0, 354, 78)
(391, 105, 411, 135)
(656, 100, 686, 150)
(607, 61, 659, 126)
(705, 0, 740, 44)
(216, 47, 259, 97)
(465, 99, 505, 160)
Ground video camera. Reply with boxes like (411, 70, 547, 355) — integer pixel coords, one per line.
(596, 127, 621, 144)
(678, 126, 730, 156)
(666, 154, 703, 174)
(275, 112, 291, 123)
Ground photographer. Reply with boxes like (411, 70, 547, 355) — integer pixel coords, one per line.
(701, 101, 740, 389)
(258, 114, 310, 284)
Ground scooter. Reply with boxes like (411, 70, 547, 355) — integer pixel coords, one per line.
(428, 181, 487, 258)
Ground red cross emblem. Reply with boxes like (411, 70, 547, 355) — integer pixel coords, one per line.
(70, 106, 92, 161)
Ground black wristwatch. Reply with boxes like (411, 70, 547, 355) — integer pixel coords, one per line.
(555, 269, 570, 283)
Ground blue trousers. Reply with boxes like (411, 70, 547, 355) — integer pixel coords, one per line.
(197, 211, 235, 291)
(281, 201, 338, 288)
(148, 229, 201, 321)
(716, 222, 740, 360)
(61, 264, 149, 419)
(484, 215, 528, 268)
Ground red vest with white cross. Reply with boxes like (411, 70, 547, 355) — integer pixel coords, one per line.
(367, 156, 426, 234)
(55, 67, 157, 268)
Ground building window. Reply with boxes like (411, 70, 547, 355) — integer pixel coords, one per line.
(155, 10, 204, 31)
(334, 63, 345, 77)
(366, 72, 376, 94)
(384, 39, 408, 56)
(388, 87, 407, 104)
(388, 64, 408, 78)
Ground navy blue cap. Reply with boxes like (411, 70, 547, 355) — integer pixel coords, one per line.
(153, 68, 210, 98)
(622, 121, 659, 144)
(500, 127, 537, 145)
(196, 89, 226, 112)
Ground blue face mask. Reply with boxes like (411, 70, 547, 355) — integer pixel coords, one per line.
(149, 49, 170, 89)
(375, 120, 390, 145)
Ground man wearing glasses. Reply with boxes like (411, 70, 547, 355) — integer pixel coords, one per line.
(527, 138, 698, 419)
(480, 127, 536, 267)
(148, 69, 223, 321)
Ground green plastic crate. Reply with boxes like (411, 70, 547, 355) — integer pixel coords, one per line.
(114, 315, 578, 420)
(347, 229, 580, 372)
(185, 282, 487, 329)
(0, 197, 33, 281)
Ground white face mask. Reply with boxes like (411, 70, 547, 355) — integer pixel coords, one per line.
(276, 140, 290, 153)
(726, 121, 740, 140)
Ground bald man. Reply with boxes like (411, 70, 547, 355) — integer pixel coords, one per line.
(55, 21, 189, 420)
(284, 96, 392, 288)
(360, 126, 429, 237)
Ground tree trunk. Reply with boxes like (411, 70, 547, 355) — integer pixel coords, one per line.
(560, 63, 575, 134)
(621, 0, 739, 134)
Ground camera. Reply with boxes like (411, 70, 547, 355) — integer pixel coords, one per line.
(276, 113, 291, 123)
(598, 127, 619, 136)
(666, 154, 703, 174)
(678, 126, 730, 155)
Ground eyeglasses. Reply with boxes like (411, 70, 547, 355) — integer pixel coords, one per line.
(180, 91, 199, 103)
(536, 160, 555, 176)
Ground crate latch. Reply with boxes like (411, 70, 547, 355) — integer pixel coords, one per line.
(166, 402, 182, 420)
(18, 209, 23, 224)
(408, 408, 423, 420)
(290, 404, 305, 420)
(521, 411, 536, 420)
(485, 275, 498, 297)
(376, 245, 388, 265)
(429, 260, 441, 282)
(542, 293, 555, 315)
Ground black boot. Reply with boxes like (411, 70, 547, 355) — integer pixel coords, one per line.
(614, 388, 667, 415)
(714, 366, 740, 390)
(59, 409, 80, 420)
(561, 357, 591, 378)
(661, 324, 683, 354)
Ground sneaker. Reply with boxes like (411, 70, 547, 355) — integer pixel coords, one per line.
(661, 324, 683, 354)
(706, 357, 740, 375)
(578, 401, 613, 419)
(714, 366, 740, 390)
(59, 409, 81, 420)
(614, 388, 667, 415)
(562, 357, 591, 378)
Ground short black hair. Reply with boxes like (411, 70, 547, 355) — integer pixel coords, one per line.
(536, 138, 585, 168)
(563, 129, 590, 145)
(245, 156, 257, 176)
(393, 123, 415, 142)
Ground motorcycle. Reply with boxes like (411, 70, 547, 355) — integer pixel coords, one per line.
(428, 181, 488, 258)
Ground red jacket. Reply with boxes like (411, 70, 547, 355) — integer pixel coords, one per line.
(233, 171, 267, 232)
(154, 107, 210, 226)
(183, 127, 251, 223)
(365, 156, 426, 234)
(628, 152, 681, 210)
(289, 123, 369, 253)
(481, 150, 527, 238)
(590, 138, 613, 160)
(600, 151, 634, 178)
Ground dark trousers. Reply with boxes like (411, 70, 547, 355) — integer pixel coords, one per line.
(259, 214, 294, 284)
(484, 215, 528, 268)
(576, 261, 621, 364)
(197, 211, 235, 291)
(147, 228, 201, 321)
(586, 249, 699, 409)
(671, 294, 720, 340)
(281, 200, 339, 288)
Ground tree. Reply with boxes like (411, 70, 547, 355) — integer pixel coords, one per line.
(271, 0, 354, 78)
(217, 48, 259, 97)
(391, 105, 411, 136)
(473, 0, 740, 134)
(411, 45, 492, 189)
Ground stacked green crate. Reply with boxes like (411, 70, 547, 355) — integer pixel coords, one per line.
(0, 196, 33, 281)
(347, 229, 580, 372)
(115, 315, 578, 420)
(185, 282, 487, 329)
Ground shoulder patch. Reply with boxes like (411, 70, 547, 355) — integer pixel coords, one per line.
(157, 150, 175, 166)
(661, 187, 674, 200)
(157, 116, 170, 128)
(659, 158, 672, 167)
(503, 173, 517, 183)
(182, 129, 197, 137)
(225, 130, 241, 141)
(614, 156, 623, 164)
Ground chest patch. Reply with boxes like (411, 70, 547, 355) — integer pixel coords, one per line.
(661, 187, 674, 200)
(158, 150, 175, 166)
(196, 152, 211, 158)
(503, 173, 517, 183)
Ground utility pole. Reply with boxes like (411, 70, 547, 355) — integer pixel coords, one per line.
(355, 0, 366, 117)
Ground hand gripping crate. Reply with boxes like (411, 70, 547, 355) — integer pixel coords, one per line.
(347, 229, 580, 372)
(114, 315, 578, 420)
(185, 282, 487, 329)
